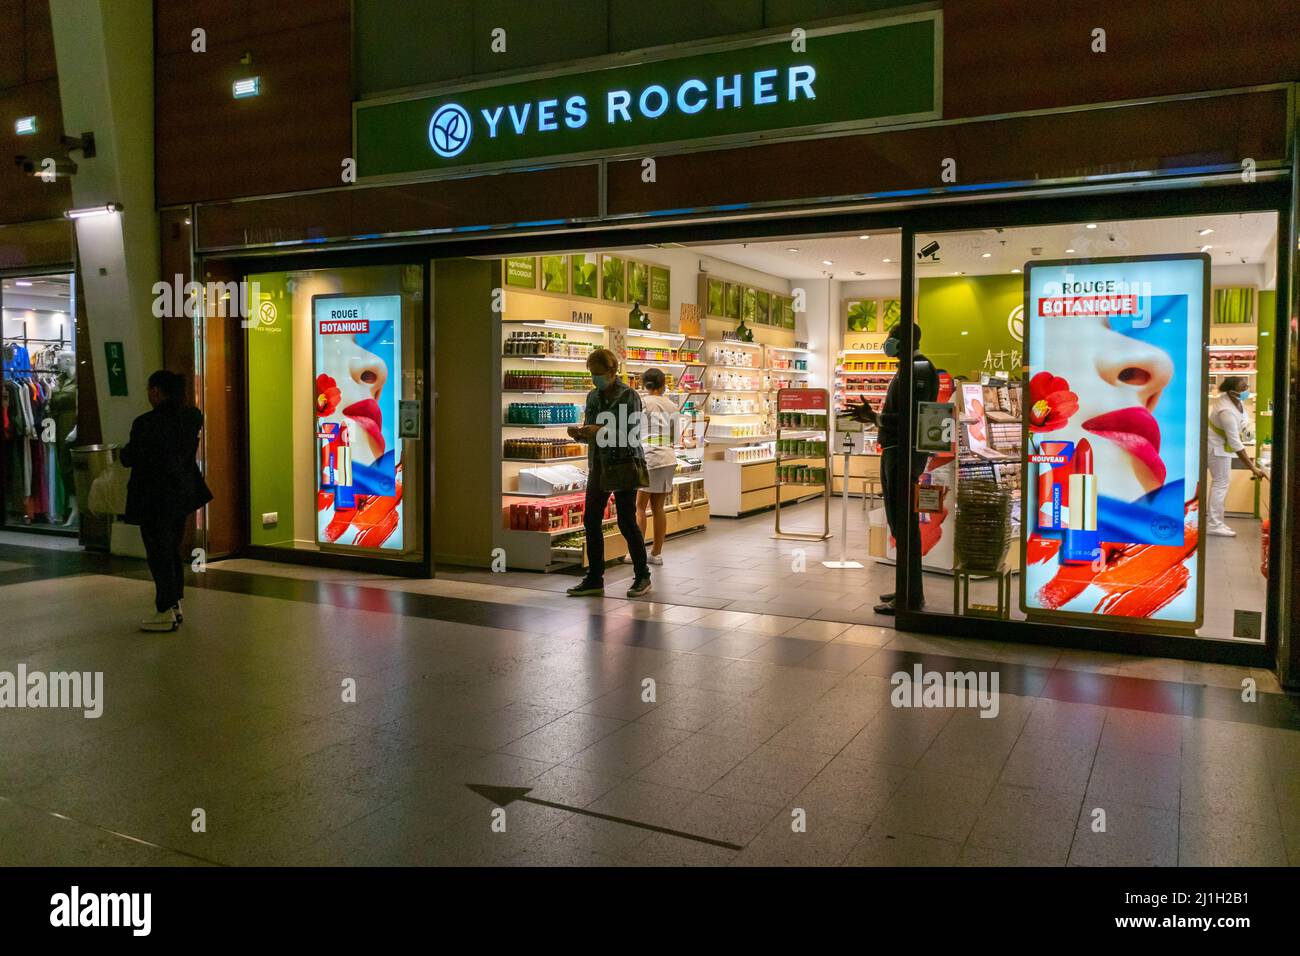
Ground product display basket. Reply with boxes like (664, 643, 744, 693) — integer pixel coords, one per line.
(954, 478, 1013, 572)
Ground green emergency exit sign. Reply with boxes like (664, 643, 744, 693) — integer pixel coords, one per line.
(104, 341, 128, 396)
(356, 12, 939, 178)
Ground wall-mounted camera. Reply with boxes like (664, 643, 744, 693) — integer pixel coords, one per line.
(15, 155, 78, 178)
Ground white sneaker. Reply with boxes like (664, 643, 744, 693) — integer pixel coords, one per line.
(624, 553, 664, 565)
(140, 609, 179, 632)
(1207, 524, 1237, 537)
(173, 600, 184, 624)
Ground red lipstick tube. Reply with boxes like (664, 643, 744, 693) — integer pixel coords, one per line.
(1061, 439, 1099, 565)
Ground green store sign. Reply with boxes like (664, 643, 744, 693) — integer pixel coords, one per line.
(356, 12, 939, 178)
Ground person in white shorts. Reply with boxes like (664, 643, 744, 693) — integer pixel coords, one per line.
(626, 367, 679, 565)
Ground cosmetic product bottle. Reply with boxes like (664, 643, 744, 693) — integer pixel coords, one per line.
(1061, 439, 1098, 565)
(1036, 440, 1074, 531)
(333, 424, 356, 510)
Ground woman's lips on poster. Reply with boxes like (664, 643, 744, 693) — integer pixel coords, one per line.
(1081, 406, 1166, 485)
(343, 398, 385, 455)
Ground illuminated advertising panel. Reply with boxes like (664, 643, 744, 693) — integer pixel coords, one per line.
(1021, 255, 1208, 629)
(312, 294, 404, 551)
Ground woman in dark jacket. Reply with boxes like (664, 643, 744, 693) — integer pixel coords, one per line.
(121, 370, 212, 632)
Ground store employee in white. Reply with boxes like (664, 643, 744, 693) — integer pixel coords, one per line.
(1206, 375, 1267, 536)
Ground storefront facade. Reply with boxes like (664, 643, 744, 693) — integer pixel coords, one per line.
(146, 2, 1299, 682)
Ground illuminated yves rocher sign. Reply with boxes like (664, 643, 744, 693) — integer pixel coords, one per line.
(355, 12, 940, 178)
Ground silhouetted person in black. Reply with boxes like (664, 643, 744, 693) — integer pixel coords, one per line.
(121, 370, 212, 632)
(852, 322, 939, 614)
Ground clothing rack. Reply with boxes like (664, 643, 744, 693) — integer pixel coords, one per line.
(3, 339, 67, 378)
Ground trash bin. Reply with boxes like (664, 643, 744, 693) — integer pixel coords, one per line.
(71, 443, 118, 552)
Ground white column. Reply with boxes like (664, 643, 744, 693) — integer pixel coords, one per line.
(49, 0, 160, 446)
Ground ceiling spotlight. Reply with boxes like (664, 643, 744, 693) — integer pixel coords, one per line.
(952, 271, 964, 276)
(1085, 223, 1097, 229)
(858, 235, 870, 240)
(786, 248, 799, 253)
(1198, 228, 1214, 236)
(981, 253, 992, 258)
(822, 260, 833, 265)
(1010, 268, 1021, 274)
(1066, 248, 1075, 254)
(882, 258, 892, 263)
(1200, 245, 1213, 252)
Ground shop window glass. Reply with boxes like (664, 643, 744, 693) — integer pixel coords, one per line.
(2, 272, 80, 534)
(244, 264, 425, 562)
(904, 213, 1280, 644)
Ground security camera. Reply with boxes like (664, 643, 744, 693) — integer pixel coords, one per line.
(16, 156, 77, 177)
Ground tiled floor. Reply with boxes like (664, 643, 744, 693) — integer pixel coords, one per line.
(429, 498, 1269, 642)
(0, 528, 1295, 868)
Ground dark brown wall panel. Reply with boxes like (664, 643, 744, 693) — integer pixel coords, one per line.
(22, 0, 55, 83)
(944, 0, 1300, 119)
(0, 217, 71, 269)
(605, 90, 1289, 217)
(155, 13, 352, 205)
(0, 0, 25, 89)
(194, 164, 600, 250)
(0, 78, 72, 223)
(155, 0, 349, 56)
(0, 0, 56, 89)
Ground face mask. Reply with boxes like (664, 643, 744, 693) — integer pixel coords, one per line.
(883, 337, 900, 358)
(592, 374, 609, 389)
(1236, 390, 1251, 401)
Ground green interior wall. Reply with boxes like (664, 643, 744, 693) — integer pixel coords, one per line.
(1257, 290, 1276, 445)
(245, 271, 295, 546)
(916, 274, 1024, 380)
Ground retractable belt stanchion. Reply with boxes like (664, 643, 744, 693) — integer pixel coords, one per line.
(823, 430, 864, 569)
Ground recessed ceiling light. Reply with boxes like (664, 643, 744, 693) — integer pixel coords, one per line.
(882, 258, 892, 263)
(1066, 248, 1075, 254)
(858, 235, 871, 240)
(1200, 245, 1213, 252)
(952, 271, 964, 276)
(787, 248, 799, 253)
(1010, 268, 1021, 274)
(1198, 228, 1214, 236)
(981, 253, 992, 258)
(822, 260, 833, 266)
(15, 280, 33, 287)
(1085, 223, 1097, 229)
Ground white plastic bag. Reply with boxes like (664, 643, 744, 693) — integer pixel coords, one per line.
(88, 461, 130, 517)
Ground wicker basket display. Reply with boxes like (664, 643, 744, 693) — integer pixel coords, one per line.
(954, 478, 1012, 572)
